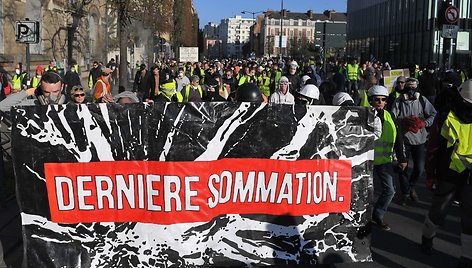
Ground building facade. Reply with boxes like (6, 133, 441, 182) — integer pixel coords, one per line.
(0, 0, 108, 73)
(347, 0, 472, 68)
(257, 10, 347, 58)
(219, 16, 255, 58)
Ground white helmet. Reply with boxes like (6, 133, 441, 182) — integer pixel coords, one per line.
(299, 84, 320, 100)
(459, 79, 472, 104)
(301, 75, 311, 86)
(332, 92, 353, 106)
(367, 85, 389, 97)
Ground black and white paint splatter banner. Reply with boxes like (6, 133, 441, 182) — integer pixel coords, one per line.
(11, 102, 376, 267)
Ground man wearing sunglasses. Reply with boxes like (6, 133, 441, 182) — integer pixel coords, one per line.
(386, 76, 406, 111)
(368, 85, 407, 231)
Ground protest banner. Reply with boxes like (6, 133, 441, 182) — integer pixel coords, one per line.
(12, 102, 375, 267)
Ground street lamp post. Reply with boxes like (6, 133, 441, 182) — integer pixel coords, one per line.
(241, 11, 263, 57)
(241, 10, 263, 21)
(279, 0, 284, 61)
(116, 0, 127, 92)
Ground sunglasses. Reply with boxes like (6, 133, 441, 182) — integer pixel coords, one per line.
(74, 93, 85, 97)
(374, 97, 387, 102)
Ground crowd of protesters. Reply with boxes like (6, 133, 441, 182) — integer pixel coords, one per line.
(0, 55, 471, 267)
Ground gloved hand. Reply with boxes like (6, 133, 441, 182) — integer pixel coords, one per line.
(402, 116, 417, 130)
(403, 116, 426, 133)
(414, 116, 426, 129)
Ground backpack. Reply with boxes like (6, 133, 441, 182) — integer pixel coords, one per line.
(0, 73, 10, 96)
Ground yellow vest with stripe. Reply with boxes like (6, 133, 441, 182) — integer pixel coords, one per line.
(158, 91, 183, 102)
(258, 76, 271, 97)
(31, 76, 40, 88)
(160, 80, 178, 100)
(274, 70, 282, 86)
(359, 89, 370, 107)
(183, 84, 203, 102)
(441, 111, 472, 173)
(88, 75, 94, 90)
(346, 64, 359, 81)
(374, 110, 396, 165)
(238, 75, 256, 86)
(12, 73, 26, 90)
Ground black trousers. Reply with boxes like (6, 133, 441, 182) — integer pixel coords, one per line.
(428, 178, 472, 235)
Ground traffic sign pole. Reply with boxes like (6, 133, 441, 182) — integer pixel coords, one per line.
(16, 18, 39, 87)
(441, 5, 460, 70)
(26, 43, 30, 87)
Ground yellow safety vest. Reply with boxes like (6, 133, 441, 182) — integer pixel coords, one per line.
(183, 84, 202, 102)
(441, 111, 472, 173)
(12, 73, 25, 90)
(346, 64, 359, 81)
(359, 89, 370, 107)
(374, 110, 396, 165)
(160, 80, 178, 100)
(238, 75, 256, 86)
(158, 91, 183, 102)
(31, 76, 40, 88)
(258, 76, 271, 97)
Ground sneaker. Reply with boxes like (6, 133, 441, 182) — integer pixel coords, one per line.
(410, 189, 419, 202)
(420, 235, 433, 255)
(372, 218, 391, 231)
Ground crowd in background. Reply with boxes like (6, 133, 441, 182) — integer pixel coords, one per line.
(0, 55, 471, 267)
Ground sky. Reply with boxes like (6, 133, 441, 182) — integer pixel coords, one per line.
(194, 0, 347, 29)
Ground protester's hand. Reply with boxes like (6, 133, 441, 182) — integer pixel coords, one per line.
(398, 162, 407, 171)
(101, 93, 114, 103)
(26, 87, 36, 96)
(416, 117, 426, 129)
(402, 116, 416, 128)
(262, 94, 268, 103)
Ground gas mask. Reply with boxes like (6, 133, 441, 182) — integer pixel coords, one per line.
(404, 86, 418, 100)
(39, 92, 65, 105)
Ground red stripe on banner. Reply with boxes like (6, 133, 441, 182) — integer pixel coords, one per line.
(44, 159, 352, 225)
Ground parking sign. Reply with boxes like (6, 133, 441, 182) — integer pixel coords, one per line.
(15, 21, 40, 44)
